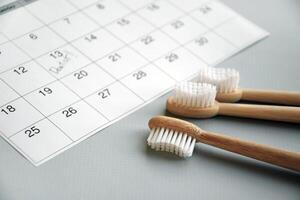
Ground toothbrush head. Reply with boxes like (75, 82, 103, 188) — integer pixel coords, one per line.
(173, 82, 217, 108)
(147, 116, 201, 158)
(197, 67, 243, 102)
(198, 67, 240, 93)
(167, 82, 219, 118)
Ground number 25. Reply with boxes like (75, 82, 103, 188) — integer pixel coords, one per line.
(25, 126, 40, 138)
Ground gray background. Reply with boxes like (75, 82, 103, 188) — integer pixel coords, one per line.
(1, 0, 300, 199)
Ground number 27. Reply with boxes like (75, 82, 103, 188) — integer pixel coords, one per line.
(98, 88, 111, 99)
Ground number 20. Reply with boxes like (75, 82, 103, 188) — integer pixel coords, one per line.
(141, 36, 154, 45)
(74, 70, 88, 79)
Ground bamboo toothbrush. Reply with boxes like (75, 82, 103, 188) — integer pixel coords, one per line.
(197, 67, 300, 105)
(147, 116, 300, 171)
(167, 82, 300, 123)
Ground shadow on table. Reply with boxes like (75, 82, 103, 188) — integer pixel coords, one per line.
(194, 145, 300, 184)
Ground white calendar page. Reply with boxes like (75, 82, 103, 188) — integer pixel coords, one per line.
(0, 0, 268, 166)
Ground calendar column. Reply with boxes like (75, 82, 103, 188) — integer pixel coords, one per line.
(0, 60, 77, 165)
(82, 3, 159, 120)
(120, 29, 178, 100)
(24, 0, 122, 141)
(64, 0, 154, 122)
(0, 78, 43, 138)
(116, 1, 184, 100)
(156, 14, 210, 81)
(0, 78, 73, 164)
(85, 47, 147, 121)
(0, 95, 42, 139)
(183, 1, 238, 66)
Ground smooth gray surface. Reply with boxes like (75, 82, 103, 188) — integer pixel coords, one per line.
(1, 0, 300, 199)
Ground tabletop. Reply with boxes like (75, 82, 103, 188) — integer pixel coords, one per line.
(0, 0, 300, 199)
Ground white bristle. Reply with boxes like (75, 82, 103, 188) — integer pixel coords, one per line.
(147, 128, 196, 158)
(197, 67, 240, 93)
(173, 82, 217, 108)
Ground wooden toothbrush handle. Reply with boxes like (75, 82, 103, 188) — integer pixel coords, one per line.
(218, 103, 300, 123)
(242, 89, 300, 106)
(197, 131, 300, 171)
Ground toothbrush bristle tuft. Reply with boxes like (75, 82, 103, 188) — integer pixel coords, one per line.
(197, 67, 240, 93)
(173, 82, 216, 108)
(147, 127, 196, 158)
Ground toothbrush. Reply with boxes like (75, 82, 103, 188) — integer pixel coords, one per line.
(197, 67, 300, 105)
(167, 82, 300, 123)
(147, 116, 300, 171)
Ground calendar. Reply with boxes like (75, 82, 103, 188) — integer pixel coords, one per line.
(0, 0, 268, 166)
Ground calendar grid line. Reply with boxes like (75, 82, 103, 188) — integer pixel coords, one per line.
(10, 115, 112, 165)
(147, 0, 238, 66)
(118, 1, 211, 70)
(7, 117, 46, 139)
(0, 31, 90, 75)
(0, 80, 58, 108)
(168, 15, 238, 66)
(167, 0, 240, 49)
(0, 16, 238, 110)
(187, 16, 238, 66)
(95, 65, 147, 102)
